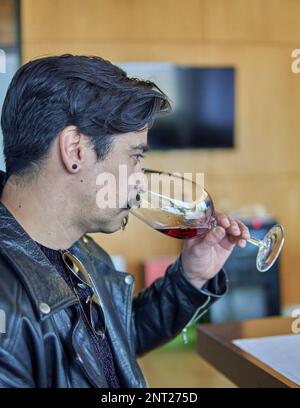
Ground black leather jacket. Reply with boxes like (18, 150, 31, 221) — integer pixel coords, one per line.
(0, 170, 228, 388)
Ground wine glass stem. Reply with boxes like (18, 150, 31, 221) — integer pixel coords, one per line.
(247, 237, 262, 247)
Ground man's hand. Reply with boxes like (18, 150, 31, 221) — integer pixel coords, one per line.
(181, 212, 250, 289)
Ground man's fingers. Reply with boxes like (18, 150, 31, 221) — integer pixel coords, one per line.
(238, 239, 247, 248)
(226, 216, 241, 236)
(226, 216, 250, 240)
(207, 212, 250, 249)
(235, 219, 251, 240)
(215, 212, 230, 228)
(204, 226, 226, 246)
(215, 212, 241, 235)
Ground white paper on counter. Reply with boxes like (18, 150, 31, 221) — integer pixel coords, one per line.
(233, 334, 300, 386)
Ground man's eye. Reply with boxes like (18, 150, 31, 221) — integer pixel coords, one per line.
(134, 154, 145, 160)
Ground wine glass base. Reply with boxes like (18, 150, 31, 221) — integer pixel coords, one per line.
(256, 224, 285, 272)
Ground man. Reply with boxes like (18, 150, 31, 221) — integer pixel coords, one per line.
(0, 55, 249, 388)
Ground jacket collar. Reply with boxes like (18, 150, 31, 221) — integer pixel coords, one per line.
(0, 170, 78, 320)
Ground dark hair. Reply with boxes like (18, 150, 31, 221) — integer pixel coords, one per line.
(1, 54, 171, 180)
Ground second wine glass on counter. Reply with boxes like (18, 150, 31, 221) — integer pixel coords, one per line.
(129, 168, 285, 273)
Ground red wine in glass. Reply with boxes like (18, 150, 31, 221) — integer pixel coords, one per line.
(156, 226, 210, 239)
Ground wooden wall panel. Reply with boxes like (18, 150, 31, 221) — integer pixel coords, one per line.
(20, 0, 300, 306)
(21, 0, 204, 43)
(0, 0, 17, 45)
(202, 0, 300, 44)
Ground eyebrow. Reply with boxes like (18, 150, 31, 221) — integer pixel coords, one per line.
(130, 143, 150, 153)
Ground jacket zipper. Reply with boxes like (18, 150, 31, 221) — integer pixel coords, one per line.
(72, 304, 101, 388)
(181, 295, 211, 345)
(90, 269, 149, 387)
(88, 272, 107, 336)
(126, 277, 150, 388)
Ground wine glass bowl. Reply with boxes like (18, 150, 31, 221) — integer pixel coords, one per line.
(130, 169, 216, 239)
(130, 168, 285, 272)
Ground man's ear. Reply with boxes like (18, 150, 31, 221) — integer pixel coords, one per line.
(59, 126, 83, 173)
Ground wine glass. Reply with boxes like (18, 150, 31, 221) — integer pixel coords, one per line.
(129, 168, 285, 272)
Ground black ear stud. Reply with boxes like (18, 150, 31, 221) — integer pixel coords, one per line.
(72, 164, 78, 170)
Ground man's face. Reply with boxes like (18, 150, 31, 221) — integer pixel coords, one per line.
(79, 128, 149, 234)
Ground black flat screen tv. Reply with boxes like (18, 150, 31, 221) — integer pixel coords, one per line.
(117, 63, 235, 150)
